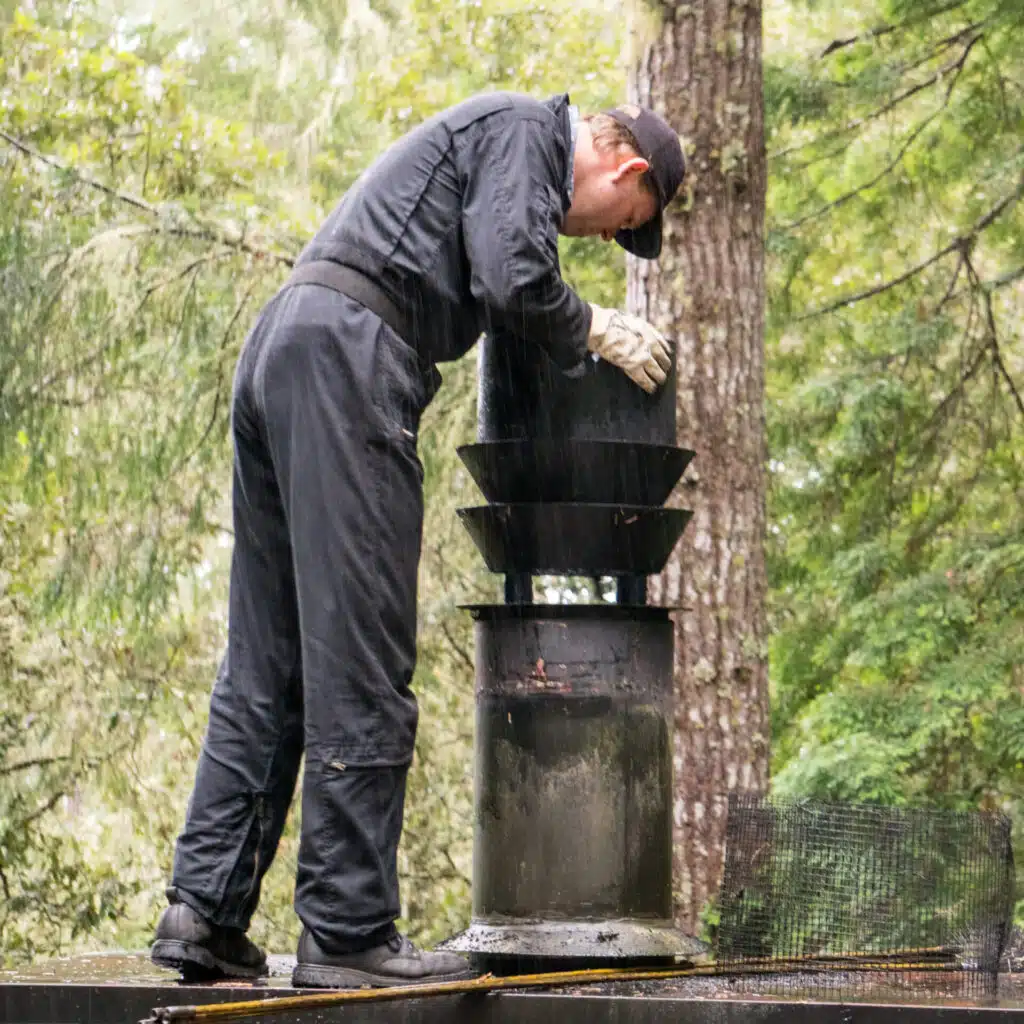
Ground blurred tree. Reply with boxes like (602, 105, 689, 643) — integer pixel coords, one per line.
(0, 7, 294, 958)
(763, 0, 1024, 876)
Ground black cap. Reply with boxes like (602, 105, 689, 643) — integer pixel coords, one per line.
(603, 104, 685, 259)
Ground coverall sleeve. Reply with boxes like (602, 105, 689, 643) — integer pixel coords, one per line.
(457, 114, 593, 371)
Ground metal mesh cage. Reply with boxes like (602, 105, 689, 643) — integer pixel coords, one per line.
(716, 796, 1015, 993)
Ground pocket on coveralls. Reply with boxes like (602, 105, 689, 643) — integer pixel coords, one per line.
(370, 324, 428, 482)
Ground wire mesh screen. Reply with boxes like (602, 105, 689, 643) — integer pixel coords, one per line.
(716, 796, 1015, 997)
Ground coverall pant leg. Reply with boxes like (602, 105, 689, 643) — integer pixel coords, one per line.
(169, 285, 425, 952)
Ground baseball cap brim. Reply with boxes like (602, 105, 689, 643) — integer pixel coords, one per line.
(616, 215, 662, 259)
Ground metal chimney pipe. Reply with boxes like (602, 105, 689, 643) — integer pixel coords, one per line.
(442, 332, 704, 969)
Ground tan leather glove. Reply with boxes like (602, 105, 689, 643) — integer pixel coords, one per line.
(586, 305, 674, 394)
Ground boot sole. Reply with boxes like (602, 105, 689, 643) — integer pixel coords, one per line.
(151, 939, 268, 981)
(292, 962, 478, 989)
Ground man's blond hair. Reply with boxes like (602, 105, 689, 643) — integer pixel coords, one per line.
(583, 113, 657, 198)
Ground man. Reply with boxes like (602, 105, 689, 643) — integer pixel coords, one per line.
(151, 92, 685, 990)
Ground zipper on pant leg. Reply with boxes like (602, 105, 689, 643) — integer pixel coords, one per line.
(242, 793, 266, 910)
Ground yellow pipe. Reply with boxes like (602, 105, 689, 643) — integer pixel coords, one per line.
(144, 955, 966, 1024)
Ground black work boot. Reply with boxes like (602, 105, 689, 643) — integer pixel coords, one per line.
(292, 928, 476, 988)
(151, 902, 268, 980)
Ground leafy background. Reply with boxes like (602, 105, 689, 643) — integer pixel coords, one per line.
(0, 0, 1021, 962)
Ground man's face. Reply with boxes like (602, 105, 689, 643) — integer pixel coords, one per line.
(561, 151, 658, 241)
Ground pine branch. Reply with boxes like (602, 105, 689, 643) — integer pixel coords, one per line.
(783, 35, 979, 230)
(903, 457, 987, 558)
(917, 261, 1024, 315)
(967, 254, 1024, 421)
(773, 26, 986, 164)
(0, 755, 72, 777)
(171, 277, 261, 475)
(13, 787, 67, 831)
(987, 265, 1024, 290)
(441, 620, 475, 675)
(933, 246, 967, 313)
(818, 0, 970, 58)
(795, 179, 1024, 321)
(0, 129, 295, 267)
(918, 258, 1024, 315)
(908, 300, 984, 466)
(0, 129, 155, 213)
(163, 223, 295, 268)
(819, 26, 896, 59)
(786, 139, 860, 175)
(22, 249, 237, 403)
(895, 19, 989, 78)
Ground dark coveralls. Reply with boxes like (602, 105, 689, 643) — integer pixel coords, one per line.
(169, 92, 594, 952)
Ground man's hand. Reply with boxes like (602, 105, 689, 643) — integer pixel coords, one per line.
(586, 305, 673, 393)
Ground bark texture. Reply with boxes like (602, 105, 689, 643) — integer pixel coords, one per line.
(629, 0, 771, 933)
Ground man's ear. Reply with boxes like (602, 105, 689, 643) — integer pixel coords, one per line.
(612, 156, 650, 183)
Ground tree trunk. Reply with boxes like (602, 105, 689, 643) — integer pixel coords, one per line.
(629, 0, 770, 934)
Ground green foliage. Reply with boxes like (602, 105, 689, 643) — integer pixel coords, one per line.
(765, 0, 1024, 874)
(5, 0, 1021, 963)
(0, 5, 293, 958)
(0, 0, 627, 964)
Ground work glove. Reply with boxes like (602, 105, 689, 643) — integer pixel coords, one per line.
(586, 305, 674, 394)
